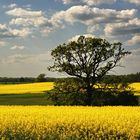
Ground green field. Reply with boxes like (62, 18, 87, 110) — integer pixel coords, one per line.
(0, 93, 54, 105)
(0, 82, 54, 105)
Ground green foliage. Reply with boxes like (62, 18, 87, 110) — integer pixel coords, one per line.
(47, 78, 87, 105)
(36, 74, 46, 82)
(92, 90, 138, 106)
(102, 72, 140, 83)
(92, 82, 138, 105)
(47, 78, 139, 106)
(0, 77, 35, 84)
(0, 76, 57, 84)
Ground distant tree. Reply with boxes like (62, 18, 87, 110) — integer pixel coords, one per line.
(36, 74, 46, 82)
(19, 77, 25, 83)
(48, 36, 131, 105)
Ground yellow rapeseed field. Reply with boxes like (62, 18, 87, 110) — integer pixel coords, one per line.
(0, 82, 139, 95)
(130, 83, 140, 95)
(0, 82, 54, 94)
(0, 106, 139, 139)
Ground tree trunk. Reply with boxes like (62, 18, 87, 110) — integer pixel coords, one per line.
(85, 86, 93, 106)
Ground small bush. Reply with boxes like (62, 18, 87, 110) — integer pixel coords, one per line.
(46, 78, 86, 105)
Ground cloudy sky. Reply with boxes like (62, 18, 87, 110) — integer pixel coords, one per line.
(0, 0, 140, 77)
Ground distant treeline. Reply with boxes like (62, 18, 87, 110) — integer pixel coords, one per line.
(102, 72, 140, 84)
(0, 72, 140, 84)
(0, 77, 57, 84)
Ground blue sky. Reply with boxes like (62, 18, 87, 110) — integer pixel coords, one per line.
(0, 0, 140, 77)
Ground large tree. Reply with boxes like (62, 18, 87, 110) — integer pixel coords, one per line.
(48, 36, 130, 105)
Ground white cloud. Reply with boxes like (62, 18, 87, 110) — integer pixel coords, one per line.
(69, 34, 95, 42)
(4, 3, 140, 41)
(62, 0, 116, 5)
(6, 8, 43, 17)
(11, 28, 31, 37)
(8, 3, 17, 9)
(0, 41, 6, 47)
(3, 3, 17, 9)
(2, 54, 28, 64)
(0, 24, 6, 30)
(7, 5, 137, 38)
(2, 51, 52, 64)
(127, 35, 140, 45)
(7, 7, 63, 36)
(124, 0, 140, 5)
(10, 16, 48, 27)
(87, 25, 100, 33)
(0, 23, 31, 38)
(52, 5, 137, 34)
(130, 48, 140, 55)
(0, 24, 7, 29)
(0, 24, 16, 38)
(104, 18, 140, 36)
(62, 0, 140, 6)
(11, 45, 25, 50)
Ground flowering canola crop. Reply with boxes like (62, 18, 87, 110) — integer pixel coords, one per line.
(130, 83, 140, 95)
(0, 106, 139, 139)
(0, 82, 54, 94)
(0, 82, 140, 95)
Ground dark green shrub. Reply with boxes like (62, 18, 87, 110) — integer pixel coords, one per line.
(46, 78, 139, 106)
(117, 91, 138, 105)
(46, 78, 86, 105)
(91, 90, 138, 106)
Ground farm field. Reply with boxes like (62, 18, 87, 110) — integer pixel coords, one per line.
(0, 82, 139, 105)
(0, 106, 139, 139)
(0, 82, 139, 94)
(130, 83, 140, 95)
(0, 82, 54, 105)
(0, 82, 54, 94)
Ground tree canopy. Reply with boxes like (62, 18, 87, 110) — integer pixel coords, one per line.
(48, 36, 131, 105)
(36, 74, 46, 82)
